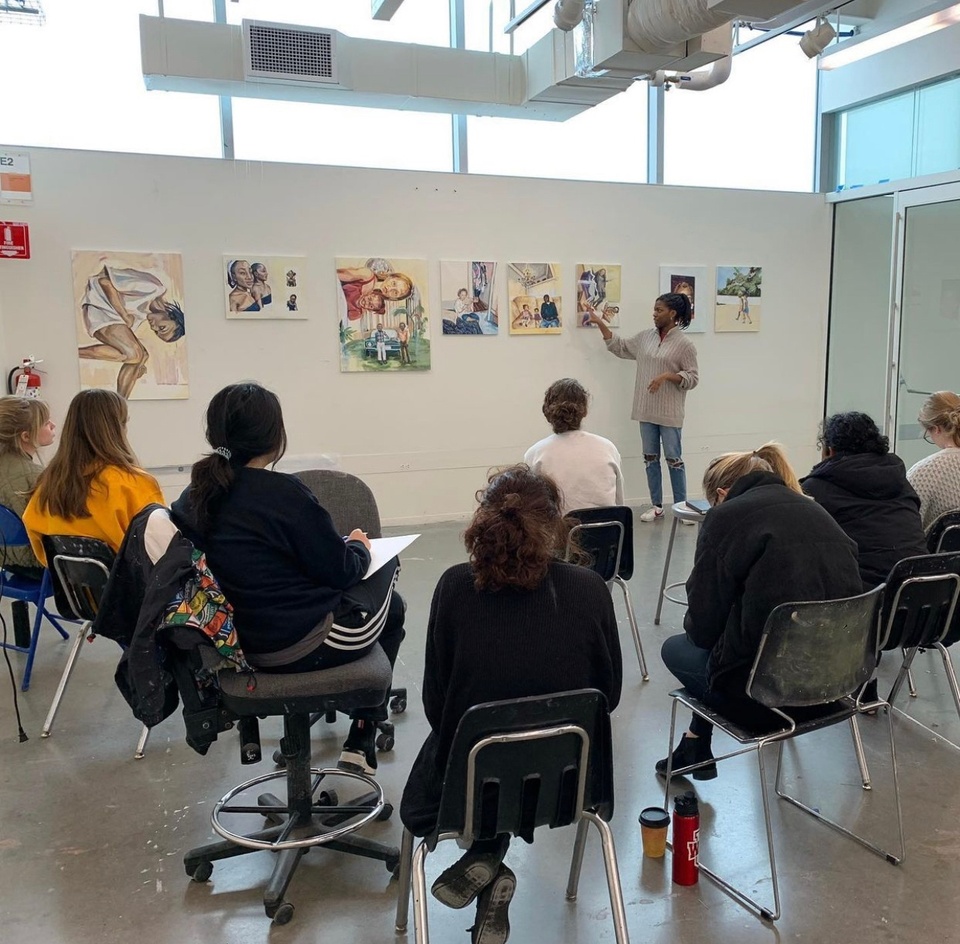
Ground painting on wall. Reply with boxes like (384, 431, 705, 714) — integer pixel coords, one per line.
(223, 256, 307, 319)
(659, 265, 708, 334)
(577, 264, 621, 328)
(73, 250, 188, 400)
(336, 256, 431, 372)
(508, 262, 562, 335)
(715, 266, 762, 332)
(440, 261, 499, 335)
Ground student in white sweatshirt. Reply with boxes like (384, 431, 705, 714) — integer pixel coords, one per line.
(524, 378, 623, 514)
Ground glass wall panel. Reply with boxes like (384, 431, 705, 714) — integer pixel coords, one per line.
(916, 78, 960, 178)
(837, 91, 914, 189)
(826, 196, 895, 424)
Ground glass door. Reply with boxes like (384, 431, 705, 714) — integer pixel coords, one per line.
(894, 183, 960, 466)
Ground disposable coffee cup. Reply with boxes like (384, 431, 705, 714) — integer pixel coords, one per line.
(639, 807, 670, 858)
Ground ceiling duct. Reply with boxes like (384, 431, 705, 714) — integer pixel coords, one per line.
(243, 21, 338, 85)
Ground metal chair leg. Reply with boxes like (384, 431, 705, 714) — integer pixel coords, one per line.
(410, 839, 431, 944)
(581, 811, 630, 944)
(849, 716, 872, 790)
(41, 620, 91, 737)
(135, 724, 150, 760)
(395, 828, 414, 934)
(613, 576, 648, 680)
(654, 515, 680, 625)
(565, 817, 590, 901)
(934, 643, 960, 720)
(907, 668, 918, 698)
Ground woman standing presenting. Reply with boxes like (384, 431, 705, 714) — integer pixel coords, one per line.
(588, 293, 699, 522)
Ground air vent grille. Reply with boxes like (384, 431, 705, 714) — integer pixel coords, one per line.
(243, 21, 339, 84)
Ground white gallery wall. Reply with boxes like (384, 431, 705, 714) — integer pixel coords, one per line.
(0, 146, 832, 523)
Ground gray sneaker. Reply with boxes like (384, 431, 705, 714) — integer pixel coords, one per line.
(431, 850, 503, 909)
(471, 865, 516, 944)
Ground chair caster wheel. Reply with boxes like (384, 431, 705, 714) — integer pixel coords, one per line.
(189, 860, 213, 882)
(317, 789, 339, 808)
(268, 901, 295, 925)
(377, 802, 394, 822)
(376, 732, 395, 752)
(273, 748, 287, 768)
(390, 696, 407, 714)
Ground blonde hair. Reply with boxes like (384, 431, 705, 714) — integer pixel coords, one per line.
(702, 441, 802, 505)
(0, 396, 50, 460)
(919, 391, 960, 448)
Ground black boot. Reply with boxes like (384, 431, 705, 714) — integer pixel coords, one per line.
(655, 735, 717, 781)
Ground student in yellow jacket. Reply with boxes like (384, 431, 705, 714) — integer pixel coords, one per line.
(23, 389, 164, 565)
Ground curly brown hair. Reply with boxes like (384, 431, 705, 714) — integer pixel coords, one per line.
(542, 378, 588, 434)
(465, 465, 572, 592)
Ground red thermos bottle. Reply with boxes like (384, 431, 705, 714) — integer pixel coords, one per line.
(672, 791, 700, 886)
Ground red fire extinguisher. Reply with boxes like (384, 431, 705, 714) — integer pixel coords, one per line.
(7, 356, 43, 398)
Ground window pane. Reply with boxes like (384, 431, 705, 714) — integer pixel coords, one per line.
(225, 0, 449, 47)
(838, 91, 914, 189)
(465, 0, 512, 54)
(916, 77, 960, 178)
(232, 99, 453, 172)
(467, 82, 647, 183)
(0, 0, 221, 157)
(664, 32, 817, 192)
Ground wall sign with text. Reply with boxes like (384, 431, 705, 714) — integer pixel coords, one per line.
(0, 222, 31, 259)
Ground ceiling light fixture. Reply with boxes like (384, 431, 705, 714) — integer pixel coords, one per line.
(799, 17, 836, 58)
(819, 1, 960, 70)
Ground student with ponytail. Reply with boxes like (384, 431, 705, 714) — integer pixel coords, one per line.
(907, 391, 960, 530)
(23, 389, 163, 564)
(588, 293, 699, 523)
(0, 396, 56, 578)
(171, 382, 405, 776)
(656, 442, 862, 781)
(401, 465, 621, 944)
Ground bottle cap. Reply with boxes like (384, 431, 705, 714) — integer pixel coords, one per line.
(673, 791, 699, 816)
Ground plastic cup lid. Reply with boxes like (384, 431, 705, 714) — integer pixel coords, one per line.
(639, 806, 670, 827)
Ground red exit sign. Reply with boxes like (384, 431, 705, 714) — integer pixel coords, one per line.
(0, 222, 30, 259)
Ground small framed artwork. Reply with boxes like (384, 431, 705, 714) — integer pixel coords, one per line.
(715, 265, 762, 333)
(508, 262, 562, 335)
(577, 264, 621, 328)
(224, 256, 307, 319)
(659, 265, 709, 334)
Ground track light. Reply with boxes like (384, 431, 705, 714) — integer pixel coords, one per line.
(799, 17, 836, 58)
(553, 0, 585, 32)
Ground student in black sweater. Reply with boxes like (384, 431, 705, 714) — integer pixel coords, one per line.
(171, 383, 404, 774)
(657, 444, 863, 780)
(401, 466, 622, 944)
(800, 412, 927, 589)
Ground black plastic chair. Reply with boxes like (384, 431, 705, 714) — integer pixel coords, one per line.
(179, 642, 401, 925)
(39, 535, 117, 739)
(927, 511, 960, 553)
(877, 552, 960, 740)
(566, 506, 647, 680)
(395, 690, 629, 944)
(662, 585, 901, 923)
(0, 504, 72, 690)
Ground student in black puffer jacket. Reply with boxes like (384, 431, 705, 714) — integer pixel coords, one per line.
(801, 412, 927, 590)
(656, 443, 864, 781)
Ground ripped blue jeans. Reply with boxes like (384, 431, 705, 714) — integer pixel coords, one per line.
(640, 422, 686, 507)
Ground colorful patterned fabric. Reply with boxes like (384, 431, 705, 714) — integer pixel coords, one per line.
(163, 549, 250, 671)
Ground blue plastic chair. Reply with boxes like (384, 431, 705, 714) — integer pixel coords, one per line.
(0, 504, 72, 690)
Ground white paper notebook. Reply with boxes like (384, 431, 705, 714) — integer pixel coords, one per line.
(365, 534, 420, 578)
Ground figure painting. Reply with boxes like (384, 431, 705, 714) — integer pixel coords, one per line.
(224, 256, 307, 319)
(73, 250, 188, 400)
(577, 263, 621, 328)
(715, 265, 762, 333)
(508, 262, 562, 335)
(336, 256, 430, 372)
(659, 265, 708, 334)
(440, 261, 499, 335)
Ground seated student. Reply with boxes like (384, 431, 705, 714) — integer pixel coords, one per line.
(400, 466, 622, 944)
(801, 412, 927, 589)
(523, 378, 623, 515)
(23, 389, 164, 564)
(908, 391, 960, 531)
(0, 396, 56, 579)
(657, 443, 862, 780)
(171, 382, 404, 775)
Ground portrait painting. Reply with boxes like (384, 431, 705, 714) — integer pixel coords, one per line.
(440, 261, 499, 335)
(659, 265, 708, 334)
(224, 255, 307, 319)
(73, 250, 188, 400)
(336, 256, 431, 372)
(508, 262, 562, 335)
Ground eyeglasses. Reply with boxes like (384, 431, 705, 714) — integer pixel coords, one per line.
(923, 429, 935, 445)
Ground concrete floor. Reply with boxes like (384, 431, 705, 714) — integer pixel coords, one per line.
(3, 516, 960, 943)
